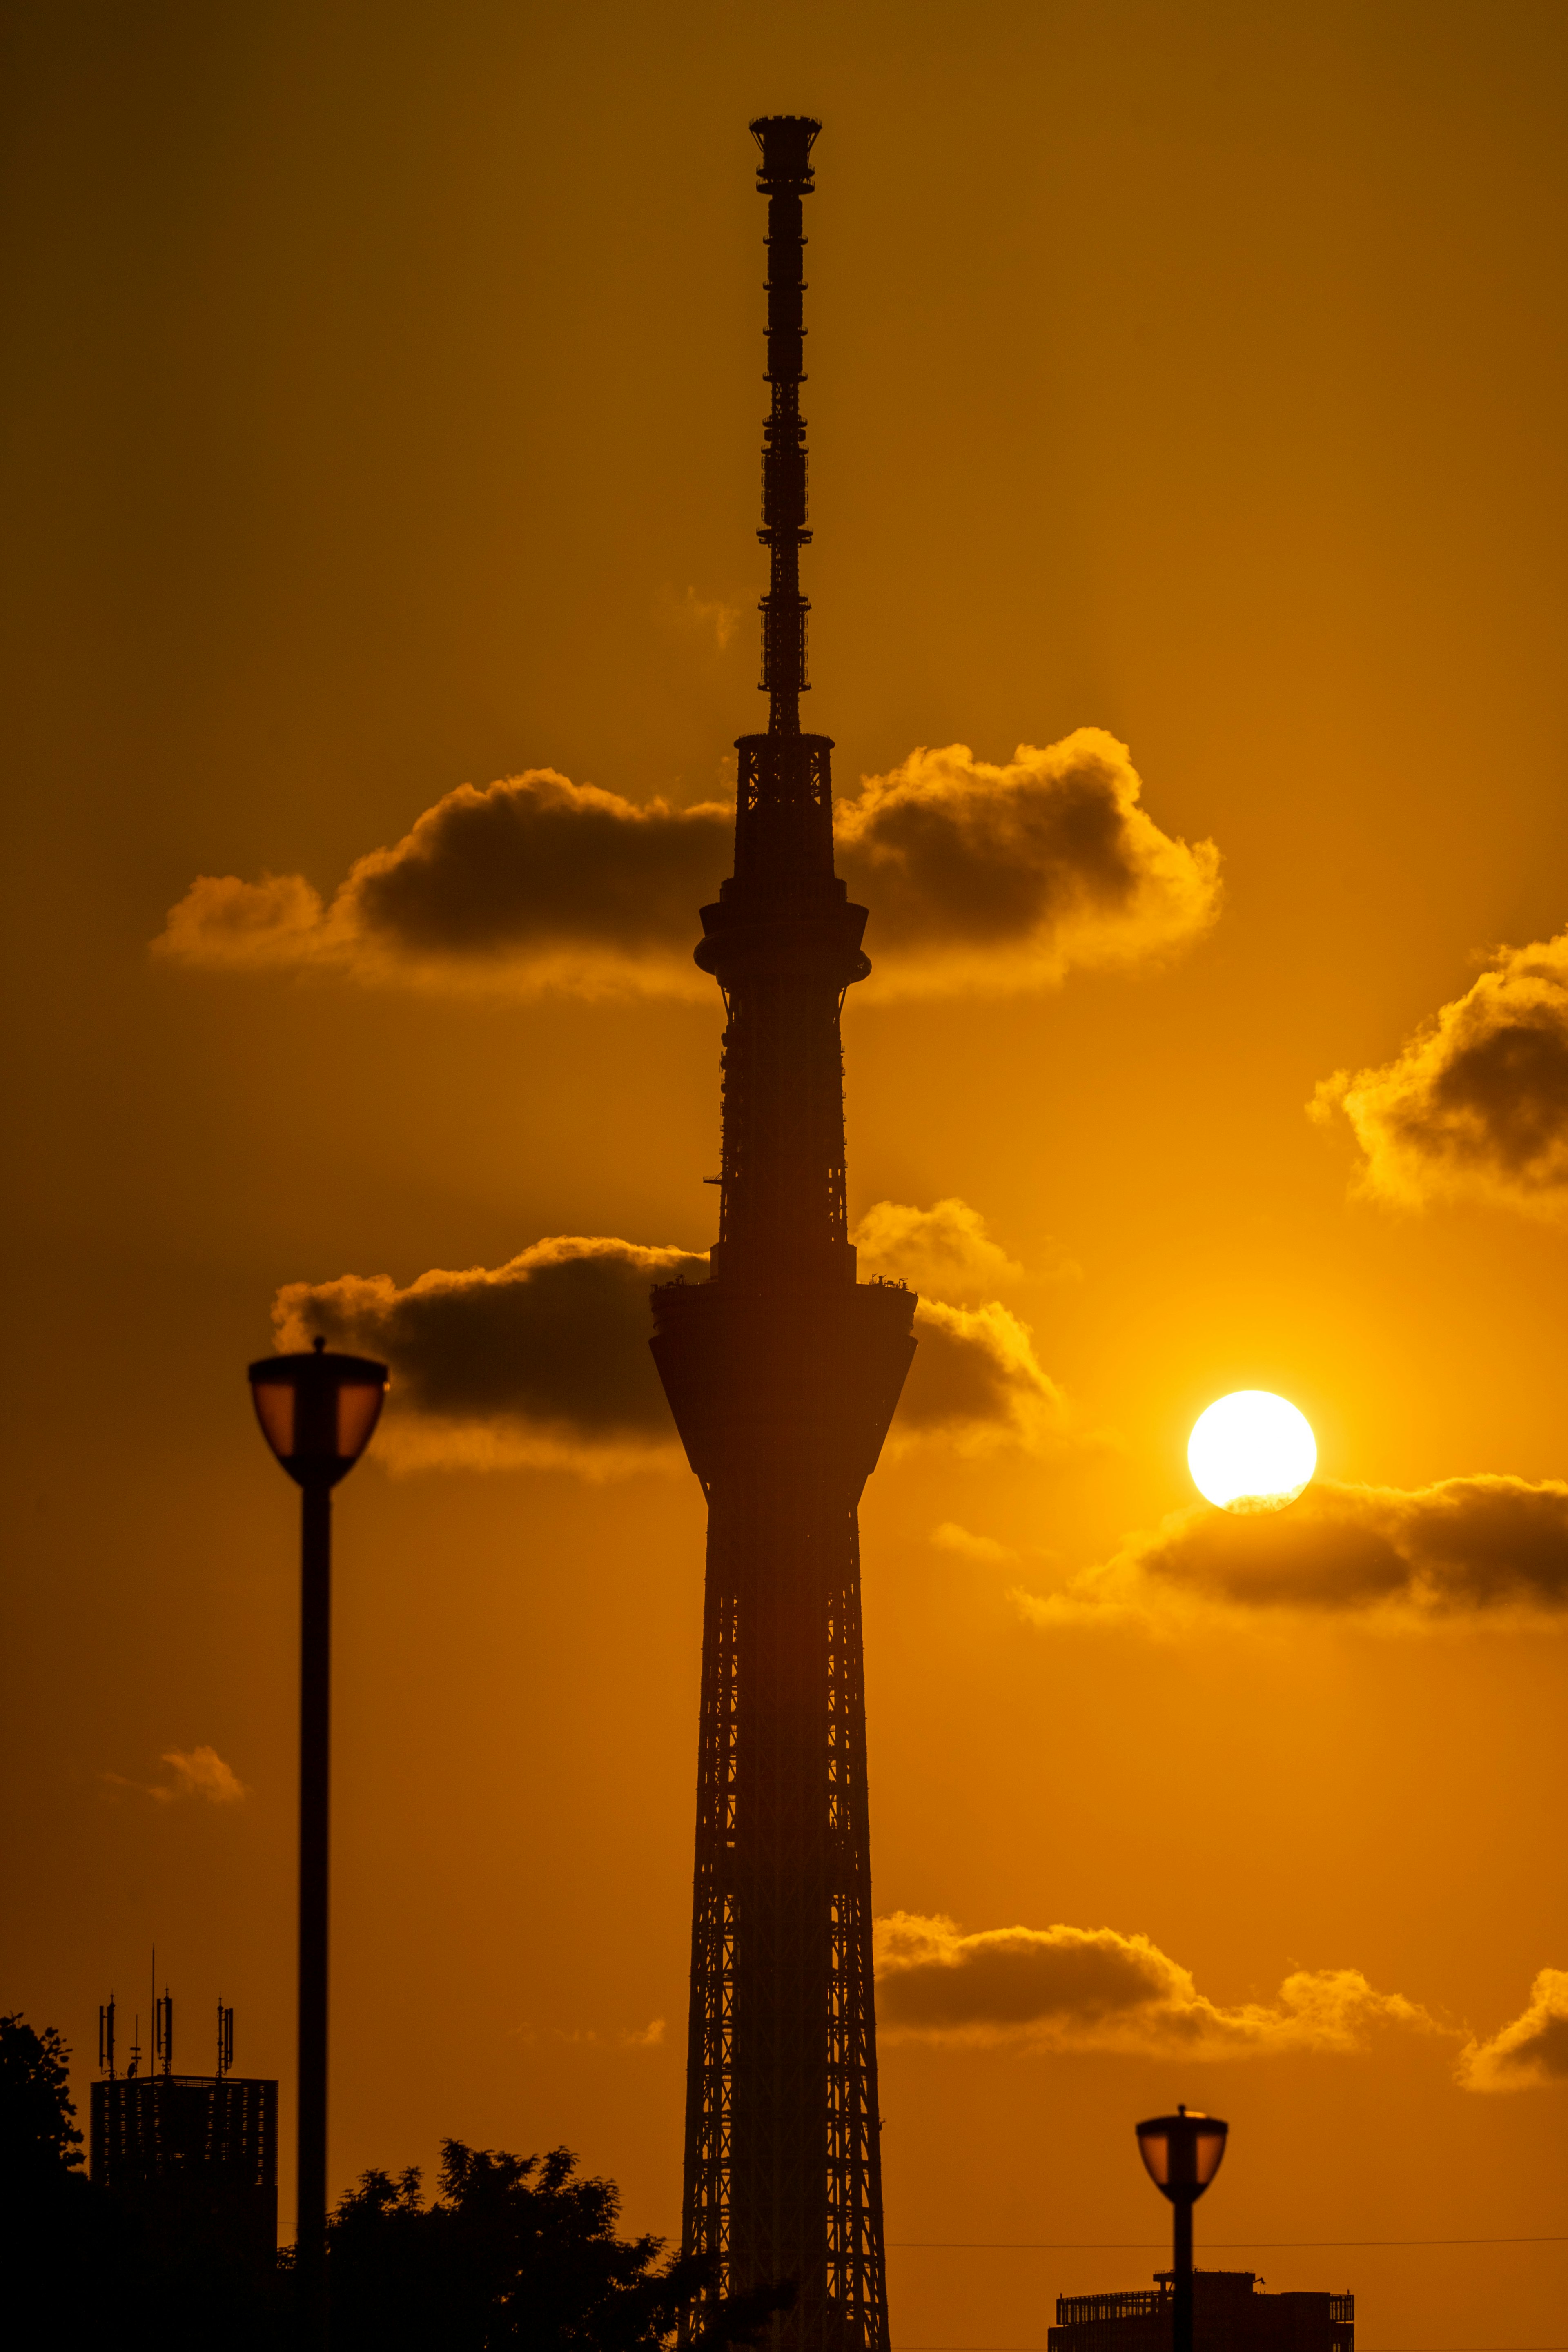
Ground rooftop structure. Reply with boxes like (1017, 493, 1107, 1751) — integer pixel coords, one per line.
(1051, 2271, 1355, 2352)
(91, 1993, 277, 2269)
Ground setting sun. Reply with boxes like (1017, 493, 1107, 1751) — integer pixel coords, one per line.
(1188, 1390, 1317, 1512)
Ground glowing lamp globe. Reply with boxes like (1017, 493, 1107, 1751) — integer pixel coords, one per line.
(249, 1339, 388, 1488)
(1135, 2105, 1229, 2202)
(1188, 1390, 1315, 1513)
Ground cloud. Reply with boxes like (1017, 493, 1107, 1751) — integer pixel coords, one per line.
(852, 1198, 1028, 1300)
(548, 2017, 669, 2051)
(104, 1745, 248, 1804)
(931, 1521, 1020, 1564)
(835, 731, 1221, 996)
(158, 1746, 248, 1802)
(1458, 1971, 1568, 2090)
(155, 731, 1218, 1002)
(1312, 932, 1568, 1218)
(272, 1237, 708, 1475)
(873, 1913, 1439, 2058)
(659, 584, 745, 650)
(894, 1298, 1066, 1456)
(157, 772, 731, 1000)
(1014, 1476, 1568, 1637)
(274, 1236, 1062, 1475)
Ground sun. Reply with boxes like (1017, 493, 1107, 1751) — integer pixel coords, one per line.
(1188, 1390, 1316, 1513)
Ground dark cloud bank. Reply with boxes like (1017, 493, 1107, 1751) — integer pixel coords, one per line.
(159, 732, 1219, 999)
(1018, 1476, 1568, 1633)
(274, 1210, 1060, 1474)
(872, 1913, 1434, 2059)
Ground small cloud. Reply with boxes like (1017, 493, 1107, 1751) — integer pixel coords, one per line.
(105, 1746, 248, 1804)
(658, 584, 746, 651)
(931, 1521, 1019, 1564)
(874, 1912, 1441, 2059)
(155, 731, 1218, 1005)
(157, 872, 329, 969)
(894, 1298, 1066, 1456)
(1458, 1970, 1568, 2091)
(158, 1746, 248, 1803)
(1312, 931, 1568, 1219)
(1013, 1475, 1568, 1638)
(621, 2018, 666, 2049)
(548, 2018, 667, 2051)
(852, 1198, 1027, 1300)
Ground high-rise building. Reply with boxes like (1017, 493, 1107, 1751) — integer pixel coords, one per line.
(1050, 2271, 1356, 2352)
(651, 116, 915, 2352)
(91, 1994, 277, 2271)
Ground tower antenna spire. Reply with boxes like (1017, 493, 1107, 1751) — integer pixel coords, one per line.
(752, 114, 819, 740)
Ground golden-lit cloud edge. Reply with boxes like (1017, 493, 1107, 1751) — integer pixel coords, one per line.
(873, 1913, 1442, 2061)
(1457, 1969, 1568, 2091)
(271, 1205, 1065, 1478)
(1012, 1476, 1568, 1636)
(154, 731, 1220, 1003)
(875, 1915, 1568, 2093)
(102, 1745, 248, 1805)
(1312, 930, 1568, 1218)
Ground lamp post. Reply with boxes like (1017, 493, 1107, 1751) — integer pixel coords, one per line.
(250, 1337, 387, 2345)
(1135, 2105, 1229, 2352)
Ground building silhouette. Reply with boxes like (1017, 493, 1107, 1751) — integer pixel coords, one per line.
(91, 1994, 277, 2272)
(1050, 2272, 1355, 2352)
(651, 117, 915, 2352)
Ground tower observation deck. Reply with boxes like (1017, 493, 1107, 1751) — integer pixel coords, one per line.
(650, 117, 916, 2352)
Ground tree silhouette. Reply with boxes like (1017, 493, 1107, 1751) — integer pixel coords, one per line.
(0, 2013, 85, 2189)
(323, 2139, 794, 2352)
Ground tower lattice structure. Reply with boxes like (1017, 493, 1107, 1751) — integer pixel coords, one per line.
(652, 117, 916, 2352)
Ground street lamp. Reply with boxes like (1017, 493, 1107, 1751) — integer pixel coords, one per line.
(250, 1337, 387, 2343)
(1136, 2105, 1229, 2352)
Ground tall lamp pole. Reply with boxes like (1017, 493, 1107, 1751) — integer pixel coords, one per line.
(1135, 2105, 1229, 2352)
(250, 1337, 387, 2346)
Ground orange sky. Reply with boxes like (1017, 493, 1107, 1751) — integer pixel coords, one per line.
(6, 6, 1568, 2350)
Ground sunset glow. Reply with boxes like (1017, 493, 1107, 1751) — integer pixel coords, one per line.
(1187, 1390, 1317, 1512)
(12, 15, 1568, 2352)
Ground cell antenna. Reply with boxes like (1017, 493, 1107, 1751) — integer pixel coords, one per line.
(156, 1987, 174, 2078)
(98, 1996, 116, 2079)
(218, 1999, 234, 2080)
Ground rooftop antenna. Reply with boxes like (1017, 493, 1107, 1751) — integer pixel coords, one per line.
(98, 1996, 116, 2080)
(127, 2015, 142, 2079)
(217, 1999, 234, 2080)
(155, 1986, 174, 2078)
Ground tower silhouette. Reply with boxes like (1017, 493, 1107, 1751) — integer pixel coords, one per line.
(651, 117, 916, 2352)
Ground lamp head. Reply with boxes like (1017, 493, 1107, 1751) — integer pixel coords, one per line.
(1135, 2105, 1229, 2203)
(249, 1338, 388, 1487)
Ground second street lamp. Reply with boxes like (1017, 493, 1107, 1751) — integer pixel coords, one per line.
(1135, 2104, 1229, 2352)
(250, 1337, 387, 2346)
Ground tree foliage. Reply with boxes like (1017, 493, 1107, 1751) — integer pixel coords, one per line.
(0, 2012, 85, 2191)
(325, 2139, 793, 2352)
